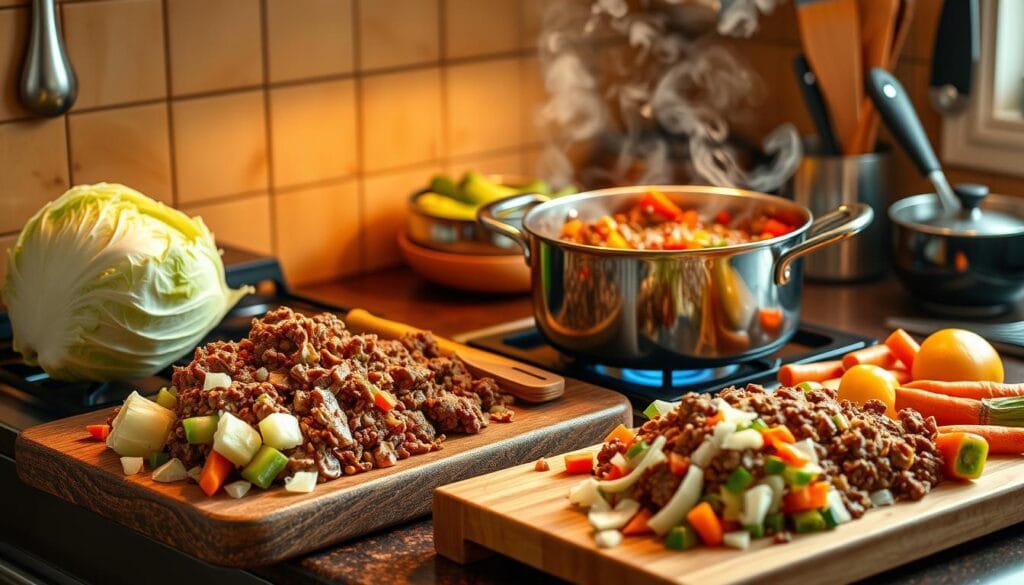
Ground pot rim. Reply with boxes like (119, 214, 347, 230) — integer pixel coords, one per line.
(519, 185, 814, 257)
(889, 193, 1024, 238)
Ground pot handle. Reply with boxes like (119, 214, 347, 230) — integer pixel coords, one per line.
(773, 203, 874, 285)
(477, 193, 549, 265)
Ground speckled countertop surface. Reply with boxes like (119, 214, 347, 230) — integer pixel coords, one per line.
(258, 270, 1024, 585)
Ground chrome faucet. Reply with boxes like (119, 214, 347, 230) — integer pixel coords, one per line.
(20, 0, 77, 116)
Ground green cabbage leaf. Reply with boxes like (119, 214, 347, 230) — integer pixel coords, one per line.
(3, 183, 253, 381)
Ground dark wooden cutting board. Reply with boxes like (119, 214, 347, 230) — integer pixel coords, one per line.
(16, 379, 630, 567)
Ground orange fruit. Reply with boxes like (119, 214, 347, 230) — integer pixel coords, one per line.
(912, 328, 1003, 383)
(838, 365, 898, 418)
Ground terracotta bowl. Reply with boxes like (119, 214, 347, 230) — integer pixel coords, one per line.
(397, 231, 530, 294)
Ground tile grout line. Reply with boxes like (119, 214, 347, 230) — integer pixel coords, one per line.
(258, 0, 277, 257)
(352, 0, 368, 275)
(160, 0, 178, 206)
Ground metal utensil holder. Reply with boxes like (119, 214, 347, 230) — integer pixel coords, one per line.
(785, 144, 891, 282)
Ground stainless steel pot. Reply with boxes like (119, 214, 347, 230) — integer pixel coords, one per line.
(478, 186, 873, 368)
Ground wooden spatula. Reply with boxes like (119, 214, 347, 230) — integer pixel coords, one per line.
(795, 0, 863, 154)
(888, 0, 916, 70)
(850, 0, 900, 153)
(344, 308, 565, 403)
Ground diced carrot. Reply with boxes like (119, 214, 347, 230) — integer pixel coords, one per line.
(783, 481, 830, 513)
(905, 381, 1024, 400)
(668, 453, 690, 477)
(772, 441, 810, 467)
(715, 210, 732, 225)
(602, 465, 625, 481)
(842, 344, 899, 370)
(761, 425, 796, 444)
(762, 218, 794, 237)
(759, 307, 784, 335)
(641, 190, 684, 220)
(560, 219, 583, 239)
(686, 502, 724, 546)
(199, 450, 234, 497)
(621, 508, 654, 535)
(937, 425, 1024, 455)
(86, 424, 110, 441)
(680, 209, 699, 229)
(373, 388, 398, 412)
(564, 452, 595, 475)
(777, 360, 845, 386)
(705, 412, 723, 427)
(603, 423, 635, 447)
(885, 329, 920, 370)
(935, 432, 988, 480)
(894, 387, 983, 426)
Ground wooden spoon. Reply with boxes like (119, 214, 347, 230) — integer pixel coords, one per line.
(344, 308, 565, 403)
(795, 0, 863, 155)
(850, 0, 900, 153)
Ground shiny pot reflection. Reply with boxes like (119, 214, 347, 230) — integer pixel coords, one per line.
(479, 186, 873, 369)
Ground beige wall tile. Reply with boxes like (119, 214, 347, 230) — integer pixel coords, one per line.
(267, 0, 354, 82)
(0, 7, 28, 121)
(270, 79, 358, 188)
(172, 91, 268, 204)
(520, 0, 547, 51)
(0, 118, 69, 233)
(0, 0, 26, 6)
(68, 103, 173, 204)
(363, 163, 438, 271)
(520, 145, 545, 179)
(520, 55, 546, 145)
(358, 0, 439, 71)
(446, 57, 522, 157)
(182, 193, 273, 255)
(274, 180, 361, 285)
(63, 0, 166, 109)
(361, 68, 442, 172)
(445, 150, 522, 179)
(167, 0, 263, 96)
(0, 234, 17, 286)
(445, 0, 519, 59)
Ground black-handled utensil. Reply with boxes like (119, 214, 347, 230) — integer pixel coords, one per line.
(929, 0, 978, 113)
(793, 55, 841, 155)
(864, 67, 960, 213)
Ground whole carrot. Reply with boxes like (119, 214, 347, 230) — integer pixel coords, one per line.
(888, 369, 912, 384)
(938, 425, 1024, 455)
(885, 329, 920, 370)
(843, 344, 899, 370)
(894, 387, 982, 426)
(778, 360, 845, 386)
(904, 380, 1024, 400)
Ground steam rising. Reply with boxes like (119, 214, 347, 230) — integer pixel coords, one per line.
(534, 0, 801, 192)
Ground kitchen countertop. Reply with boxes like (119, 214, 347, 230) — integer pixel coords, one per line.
(246, 268, 1024, 585)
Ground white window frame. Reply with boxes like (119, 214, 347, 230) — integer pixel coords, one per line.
(941, 0, 1024, 176)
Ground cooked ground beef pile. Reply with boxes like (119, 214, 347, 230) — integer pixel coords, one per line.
(598, 384, 943, 518)
(165, 307, 513, 482)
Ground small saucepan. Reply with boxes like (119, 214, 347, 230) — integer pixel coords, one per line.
(867, 69, 1024, 314)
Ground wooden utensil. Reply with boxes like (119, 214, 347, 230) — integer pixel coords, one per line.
(795, 0, 863, 155)
(850, 0, 900, 153)
(888, 0, 916, 70)
(344, 308, 565, 403)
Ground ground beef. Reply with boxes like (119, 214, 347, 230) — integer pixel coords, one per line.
(627, 384, 943, 519)
(162, 307, 513, 482)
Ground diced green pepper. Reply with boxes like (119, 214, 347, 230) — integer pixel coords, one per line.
(745, 524, 765, 539)
(148, 451, 169, 469)
(643, 400, 675, 420)
(750, 418, 769, 431)
(725, 467, 754, 494)
(665, 525, 700, 550)
(793, 510, 826, 533)
(783, 464, 819, 487)
(721, 488, 742, 521)
(821, 507, 843, 529)
(832, 413, 850, 431)
(182, 415, 219, 445)
(765, 512, 785, 533)
(241, 445, 289, 489)
(626, 440, 650, 461)
(796, 381, 823, 393)
(764, 455, 786, 475)
(156, 387, 177, 410)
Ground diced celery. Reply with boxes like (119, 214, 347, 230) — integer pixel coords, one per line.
(258, 412, 303, 450)
(793, 510, 826, 533)
(284, 471, 318, 493)
(765, 512, 785, 533)
(213, 413, 262, 466)
(182, 415, 219, 445)
(665, 525, 700, 550)
(725, 467, 753, 494)
(148, 451, 169, 469)
(156, 387, 178, 410)
(796, 381, 823, 393)
(832, 413, 850, 431)
(720, 487, 742, 522)
(241, 445, 289, 489)
(764, 455, 786, 475)
(643, 400, 677, 420)
(750, 418, 769, 431)
(822, 507, 842, 529)
(783, 463, 822, 487)
(745, 524, 765, 539)
(626, 440, 649, 461)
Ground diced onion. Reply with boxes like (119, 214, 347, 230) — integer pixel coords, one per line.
(724, 530, 751, 550)
(258, 412, 304, 450)
(596, 436, 667, 493)
(762, 475, 785, 514)
(224, 480, 252, 499)
(792, 438, 820, 464)
(186, 466, 202, 482)
(152, 458, 188, 482)
(647, 465, 704, 535)
(106, 391, 176, 457)
(869, 489, 894, 507)
(691, 439, 719, 467)
(213, 412, 262, 466)
(610, 452, 628, 471)
(711, 421, 738, 446)
(827, 489, 853, 524)
(285, 471, 318, 493)
(120, 457, 143, 475)
(203, 372, 232, 391)
(594, 530, 623, 549)
(739, 484, 773, 527)
(588, 498, 640, 531)
(569, 478, 607, 509)
(721, 429, 764, 451)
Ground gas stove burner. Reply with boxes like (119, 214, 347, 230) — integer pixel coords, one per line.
(594, 364, 740, 388)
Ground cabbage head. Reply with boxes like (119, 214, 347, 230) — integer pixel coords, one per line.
(3, 183, 253, 381)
